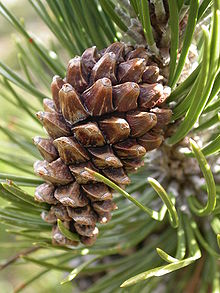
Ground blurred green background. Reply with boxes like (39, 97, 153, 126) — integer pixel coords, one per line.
(0, 1, 73, 292)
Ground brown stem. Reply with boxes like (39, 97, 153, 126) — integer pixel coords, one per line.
(183, 256, 205, 293)
(13, 269, 48, 293)
(0, 246, 40, 271)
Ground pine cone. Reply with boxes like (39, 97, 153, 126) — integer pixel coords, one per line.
(34, 42, 172, 246)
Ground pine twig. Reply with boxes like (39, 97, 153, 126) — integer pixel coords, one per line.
(0, 246, 40, 271)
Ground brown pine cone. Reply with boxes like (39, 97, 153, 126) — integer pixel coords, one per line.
(34, 42, 172, 246)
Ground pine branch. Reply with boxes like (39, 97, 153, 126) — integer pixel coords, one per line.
(0, 0, 219, 292)
(0, 246, 40, 271)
